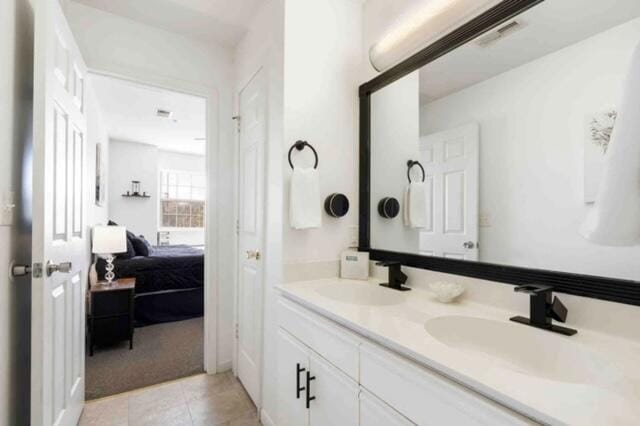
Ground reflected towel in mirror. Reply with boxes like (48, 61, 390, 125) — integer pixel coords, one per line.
(290, 167, 321, 229)
(403, 182, 427, 228)
(581, 42, 640, 246)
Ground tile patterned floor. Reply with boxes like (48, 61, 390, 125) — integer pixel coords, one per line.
(79, 372, 260, 426)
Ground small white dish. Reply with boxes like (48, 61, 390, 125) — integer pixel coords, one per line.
(429, 281, 465, 303)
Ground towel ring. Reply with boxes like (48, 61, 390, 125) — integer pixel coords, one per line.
(407, 160, 425, 183)
(288, 140, 318, 169)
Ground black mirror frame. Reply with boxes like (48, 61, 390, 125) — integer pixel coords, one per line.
(358, 0, 640, 307)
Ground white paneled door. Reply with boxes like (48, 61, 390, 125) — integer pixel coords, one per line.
(419, 124, 479, 260)
(236, 69, 266, 407)
(31, 1, 89, 424)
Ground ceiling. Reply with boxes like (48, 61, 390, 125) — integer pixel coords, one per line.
(71, 0, 263, 47)
(92, 74, 206, 155)
(420, 0, 640, 103)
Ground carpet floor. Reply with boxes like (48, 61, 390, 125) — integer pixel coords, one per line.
(86, 317, 204, 400)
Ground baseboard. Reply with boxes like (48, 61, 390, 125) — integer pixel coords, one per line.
(216, 360, 233, 373)
(260, 408, 276, 426)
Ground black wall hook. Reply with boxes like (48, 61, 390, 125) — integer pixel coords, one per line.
(407, 160, 425, 183)
(288, 140, 319, 169)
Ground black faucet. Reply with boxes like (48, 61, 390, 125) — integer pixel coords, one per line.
(376, 261, 410, 292)
(510, 284, 577, 336)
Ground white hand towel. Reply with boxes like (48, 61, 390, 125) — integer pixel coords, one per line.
(581, 42, 640, 245)
(408, 182, 427, 228)
(403, 185, 410, 226)
(290, 167, 321, 229)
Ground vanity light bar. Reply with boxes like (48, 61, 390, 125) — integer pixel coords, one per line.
(369, 0, 503, 72)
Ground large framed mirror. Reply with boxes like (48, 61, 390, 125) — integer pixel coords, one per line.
(359, 0, 640, 305)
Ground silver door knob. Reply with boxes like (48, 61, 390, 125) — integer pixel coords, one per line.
(463, 241, 475, 249)
(246, 250, 261, 260)
(46, 261, 72, 276)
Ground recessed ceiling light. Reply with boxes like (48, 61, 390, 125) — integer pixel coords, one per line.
(156, 108, 173, 119)
(194, 137, 206, 141)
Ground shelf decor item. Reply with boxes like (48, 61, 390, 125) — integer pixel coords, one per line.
(428, 281, 465, 303)
(131, 180, 140, 195)
(92, 225, 127, 285)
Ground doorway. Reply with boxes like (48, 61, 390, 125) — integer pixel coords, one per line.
(85, 74, 210, 399)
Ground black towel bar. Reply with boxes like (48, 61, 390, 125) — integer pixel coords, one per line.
(288, 140, 318, 169)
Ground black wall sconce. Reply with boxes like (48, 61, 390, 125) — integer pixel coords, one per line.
(378, 197, 400, 219)
(325, 193, 349, 218)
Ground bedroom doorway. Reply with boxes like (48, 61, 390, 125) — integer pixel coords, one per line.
(85, 73, 209, 399)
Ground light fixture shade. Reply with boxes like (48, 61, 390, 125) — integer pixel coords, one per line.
(92, 226, 127, 254)
(369, 0, 501, 72)
(581, 42, 640, 246)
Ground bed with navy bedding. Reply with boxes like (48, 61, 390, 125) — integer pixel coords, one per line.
(96, 244, 204, 326)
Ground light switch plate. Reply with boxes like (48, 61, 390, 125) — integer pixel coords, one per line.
(479, 212, 492, 227)
(0, 191, 16, 226)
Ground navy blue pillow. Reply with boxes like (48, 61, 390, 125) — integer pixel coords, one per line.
(130, 234, 150, 257)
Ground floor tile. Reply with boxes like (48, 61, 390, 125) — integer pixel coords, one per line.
(129, 403, 193, 426)
(227, 411, 261, 426)
(128, 381, 186, 422)
(79, 394, 129, 426)
(188, 387, 253, 425)
(181, 373, 233, 402)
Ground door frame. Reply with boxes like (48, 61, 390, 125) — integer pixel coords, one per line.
(86, 68, 222, 373)
(233, 67, 267, 407)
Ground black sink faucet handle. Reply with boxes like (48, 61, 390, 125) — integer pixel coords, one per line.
(548, 296, 568, 323)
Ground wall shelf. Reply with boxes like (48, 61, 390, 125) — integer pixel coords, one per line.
(121, 194, 150, 198)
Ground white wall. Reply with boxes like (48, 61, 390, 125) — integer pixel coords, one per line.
(64, 2, 235, 370)
(420, 18, 640, 281)
(0, 0, 33, 422)
(282, 0, 363, 266)
(108, 140, 159, 240)
(86, 83, 110, 228)
(370, 72, 420, 252)
(233, 0, 284, 422)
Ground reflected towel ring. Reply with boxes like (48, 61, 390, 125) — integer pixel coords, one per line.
(407, 160, 425, 183)
(288, 140, 319, 169)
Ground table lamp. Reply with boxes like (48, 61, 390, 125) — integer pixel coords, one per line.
(92, 225, 127, 285)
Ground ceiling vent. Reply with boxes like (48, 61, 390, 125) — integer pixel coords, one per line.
(475, 20, 525, 47)
(156, 109, 173, 119)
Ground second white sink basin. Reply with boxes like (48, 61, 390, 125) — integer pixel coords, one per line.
(425, 315, 616, 385)
(314, 282, 406, 306)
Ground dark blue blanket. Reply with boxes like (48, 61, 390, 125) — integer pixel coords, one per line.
(96, 245, 204, 295)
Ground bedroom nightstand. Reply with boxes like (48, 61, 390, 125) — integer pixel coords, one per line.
(87, 278, 135, 356)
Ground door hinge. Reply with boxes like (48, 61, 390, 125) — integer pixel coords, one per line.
(232, 115, 241, 133)
(235, 323, 239, 339)
(236, 220, 240, 236)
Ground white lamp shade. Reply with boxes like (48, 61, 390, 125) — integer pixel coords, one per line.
(92, 226, 127, 254)
(369, 0, 501, 72)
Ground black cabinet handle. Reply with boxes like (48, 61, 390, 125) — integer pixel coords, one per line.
(296, 363, 306, 399)
(305, 371, 316, 409)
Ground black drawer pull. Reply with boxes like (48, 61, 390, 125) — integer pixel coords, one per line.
(305, 371, 316, 409)
(296, 363, 306, 399)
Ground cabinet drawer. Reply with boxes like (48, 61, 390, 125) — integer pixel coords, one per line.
(360, 343, 536, 426)
(278, 297, 360, 381)
(360, 389, 415, 426)
(92, 290, 132, 317)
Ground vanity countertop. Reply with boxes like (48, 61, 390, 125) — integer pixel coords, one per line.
(277, 278, 640, 426)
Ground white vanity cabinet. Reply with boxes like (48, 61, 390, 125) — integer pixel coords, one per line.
(277, 328, 359, 426)
(277, 294, 536, 426)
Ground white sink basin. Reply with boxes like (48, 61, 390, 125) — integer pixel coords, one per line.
(314, 283, 406, 306)
(425, 315, 615, 384)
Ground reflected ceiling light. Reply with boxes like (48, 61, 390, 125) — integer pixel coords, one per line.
(369, 0, 502, 72)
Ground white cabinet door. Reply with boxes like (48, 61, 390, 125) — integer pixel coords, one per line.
(277, 329, 310, 426)
(360, 389, 415, 426)
(308, 352, 359, 426)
